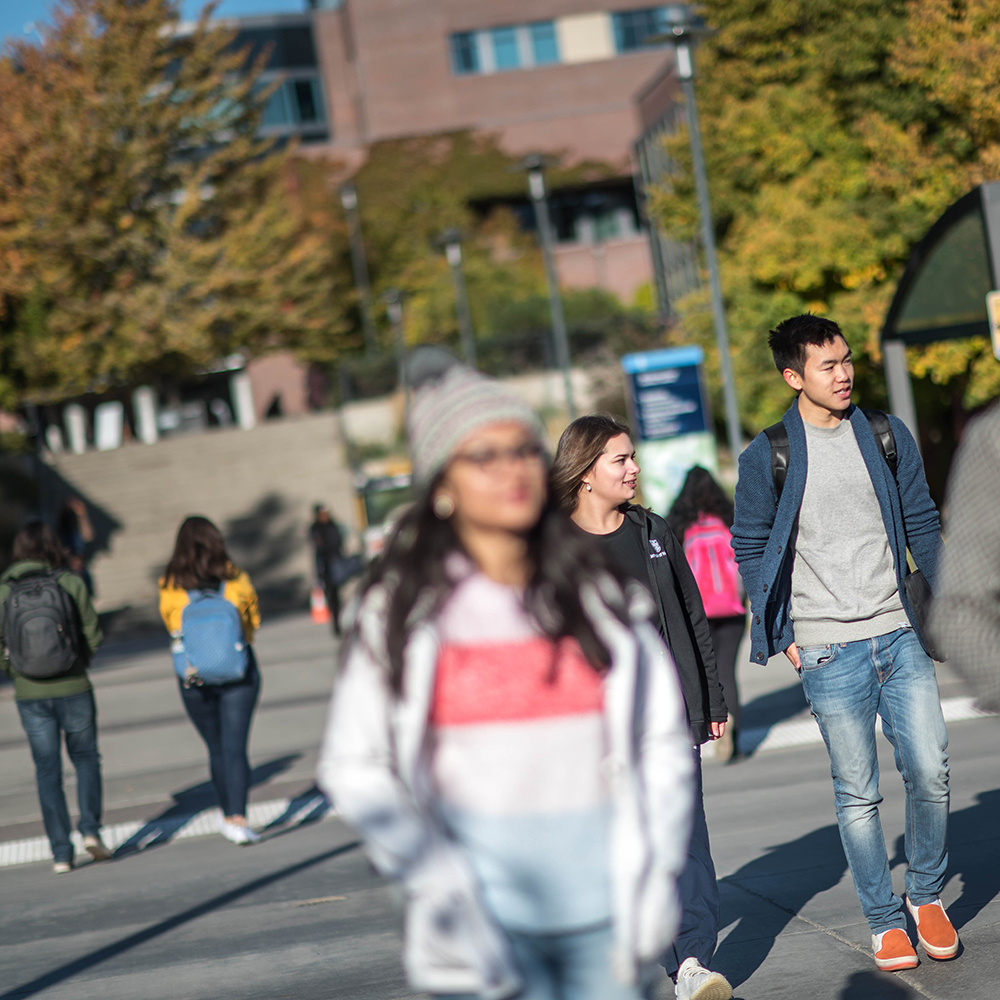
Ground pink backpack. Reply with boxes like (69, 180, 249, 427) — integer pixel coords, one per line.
(683, 514, 745, 619)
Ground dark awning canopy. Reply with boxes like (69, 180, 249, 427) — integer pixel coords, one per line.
(882, 182, 1000, 345)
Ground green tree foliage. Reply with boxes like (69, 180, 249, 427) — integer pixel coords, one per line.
(651, 0, 1000, 435)
(0, 0, 348, 407)
(346, 132, 639, 354)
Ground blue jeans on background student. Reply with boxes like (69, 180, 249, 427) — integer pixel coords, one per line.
(17, 691, 103, 864)
(798, 628, 950, 934)
(179, 650, 260, 817)
(435, 921, 649, 1000)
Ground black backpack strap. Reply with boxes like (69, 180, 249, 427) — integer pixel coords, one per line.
(862, 409, 898, 482)
(763, 422, 789, 505)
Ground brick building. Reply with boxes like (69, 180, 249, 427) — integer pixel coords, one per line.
(221, 1, 686, 303)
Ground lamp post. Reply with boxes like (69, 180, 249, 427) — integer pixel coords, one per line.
(658, 16, 743, 460)
(521, 154, 577, 420)
(384, 288, 409, 410)
(340, 182, 378, 356)
(439, 228, 477, 368)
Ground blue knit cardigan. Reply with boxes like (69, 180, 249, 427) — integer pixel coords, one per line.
(731, 402, 942, 664)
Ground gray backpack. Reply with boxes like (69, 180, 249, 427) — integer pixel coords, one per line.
(1, 570, 83, 678)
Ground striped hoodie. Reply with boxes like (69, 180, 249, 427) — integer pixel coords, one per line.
(431, 571, 613, 932)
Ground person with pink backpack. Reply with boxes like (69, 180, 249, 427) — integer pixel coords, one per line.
(668, 467, 747, 764)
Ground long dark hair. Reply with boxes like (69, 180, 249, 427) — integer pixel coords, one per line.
(163, 516, 239, 590)
(12, 522, 67, 568)
(666, 466, 734, 541)
(550, 413, 632, 513)
(359, 482, 631, 694)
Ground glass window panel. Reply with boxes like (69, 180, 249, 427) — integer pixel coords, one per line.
(897, 209, 992, 335)
(612, 9, 664, 52)
(260, 83, 290, 126)
(492, 26, 520, 71)
(450, 32, 479, 74)
(530, 21, 559, 64)
(292, 79, 319, 123)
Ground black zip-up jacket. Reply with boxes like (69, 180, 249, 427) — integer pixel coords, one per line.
(622, 504, 728, 744)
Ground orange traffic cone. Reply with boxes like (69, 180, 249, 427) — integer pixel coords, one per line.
(310, 585, 330, 624)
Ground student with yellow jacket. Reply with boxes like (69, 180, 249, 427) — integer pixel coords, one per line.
(159, 516, 262, 845)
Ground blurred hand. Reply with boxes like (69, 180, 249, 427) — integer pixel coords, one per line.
(68, 496, 86, 515)
(708, 720, 726, 740)
(784, 643, 801, 672)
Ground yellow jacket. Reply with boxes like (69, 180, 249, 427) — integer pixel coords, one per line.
(158, 570, 260, 643)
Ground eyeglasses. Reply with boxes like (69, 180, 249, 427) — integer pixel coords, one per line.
(451, 440, 545, 474)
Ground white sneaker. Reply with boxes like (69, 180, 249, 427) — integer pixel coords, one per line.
(675, 958, 733, 1000)
(220, 820, 260, 845)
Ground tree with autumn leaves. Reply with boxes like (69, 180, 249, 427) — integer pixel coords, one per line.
(652, 0, 1000, 456)
(0, 0, 350, 408)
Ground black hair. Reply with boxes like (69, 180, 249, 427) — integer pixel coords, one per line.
(768, 314, 846, 377)
(666, 466, 734, 542)
(355, 482, 631, 694)
(12, 522, 66, 567)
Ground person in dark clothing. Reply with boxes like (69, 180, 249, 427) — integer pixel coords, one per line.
(668, 467, 747, 763)
(57, 496, 95, 595)
(551, 414, 732, 1000)
(0, 522, 109, 873)
(310, 504, 345, 636)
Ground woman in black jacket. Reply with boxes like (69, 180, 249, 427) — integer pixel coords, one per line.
(551, 414, 732, 1000)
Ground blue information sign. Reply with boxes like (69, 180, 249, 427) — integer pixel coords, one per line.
(622, 346, 710, 441)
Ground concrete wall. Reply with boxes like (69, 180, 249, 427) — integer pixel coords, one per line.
(40, 413, 356, 617)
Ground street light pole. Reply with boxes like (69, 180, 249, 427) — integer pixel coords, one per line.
(672, 33, 743, 461)
(441, 229, 477, 368)
(384, 288, 409, 411)
(523, 155, 577, 420)
(340, 182, 378, 356)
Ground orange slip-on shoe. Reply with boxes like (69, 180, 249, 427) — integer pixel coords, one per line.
(872, 929, 919, 971)
(906, 898, 959, 959)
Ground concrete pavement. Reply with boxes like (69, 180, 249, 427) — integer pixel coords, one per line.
(0, 611, 997, 999)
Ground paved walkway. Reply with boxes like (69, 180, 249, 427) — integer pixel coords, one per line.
(1, 613, 997, 1000)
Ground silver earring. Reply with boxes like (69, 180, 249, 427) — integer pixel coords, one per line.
(433, 494, 456, 519)
(584, 482, 592, 492)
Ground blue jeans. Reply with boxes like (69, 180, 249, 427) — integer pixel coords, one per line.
(179, 651, 260, 817)
(798, 628, 950, 934)
(663, 747, 719, 977)
(17, 691, 103, 864)
(436, 922, 648, 1000)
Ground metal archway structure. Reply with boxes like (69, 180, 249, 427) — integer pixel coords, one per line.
(880, 181, 1000, 442)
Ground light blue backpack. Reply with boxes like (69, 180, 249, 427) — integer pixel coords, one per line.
(172, 582, 249, 685)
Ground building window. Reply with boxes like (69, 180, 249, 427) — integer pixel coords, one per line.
(260, 76, 325, 128)
(612, 8, 670, 52)
(450, 31, 479, 75)
(491, 26, 520, 70)
(530, 21, 559, 65)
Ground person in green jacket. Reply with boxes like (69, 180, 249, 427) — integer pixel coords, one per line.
(0, 522, 109, 873)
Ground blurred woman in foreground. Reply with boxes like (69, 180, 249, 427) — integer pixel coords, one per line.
(317, 359, 694, 1000)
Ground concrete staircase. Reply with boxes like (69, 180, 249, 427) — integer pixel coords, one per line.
(39, 413, 356, 619)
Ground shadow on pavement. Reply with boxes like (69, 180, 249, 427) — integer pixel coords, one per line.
(713, 824, 848, 988)
(839, 971, 916, 998)
(113, 754, 301, 857)
(888, 786, 1000, 931)
(0, 840, 360, 1000)
(740, 682, 809, 733)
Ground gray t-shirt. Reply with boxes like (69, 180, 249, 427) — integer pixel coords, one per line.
(791, 419, 907, 646)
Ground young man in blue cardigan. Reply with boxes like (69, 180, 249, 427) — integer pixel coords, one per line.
(732, 315, 958, 973)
